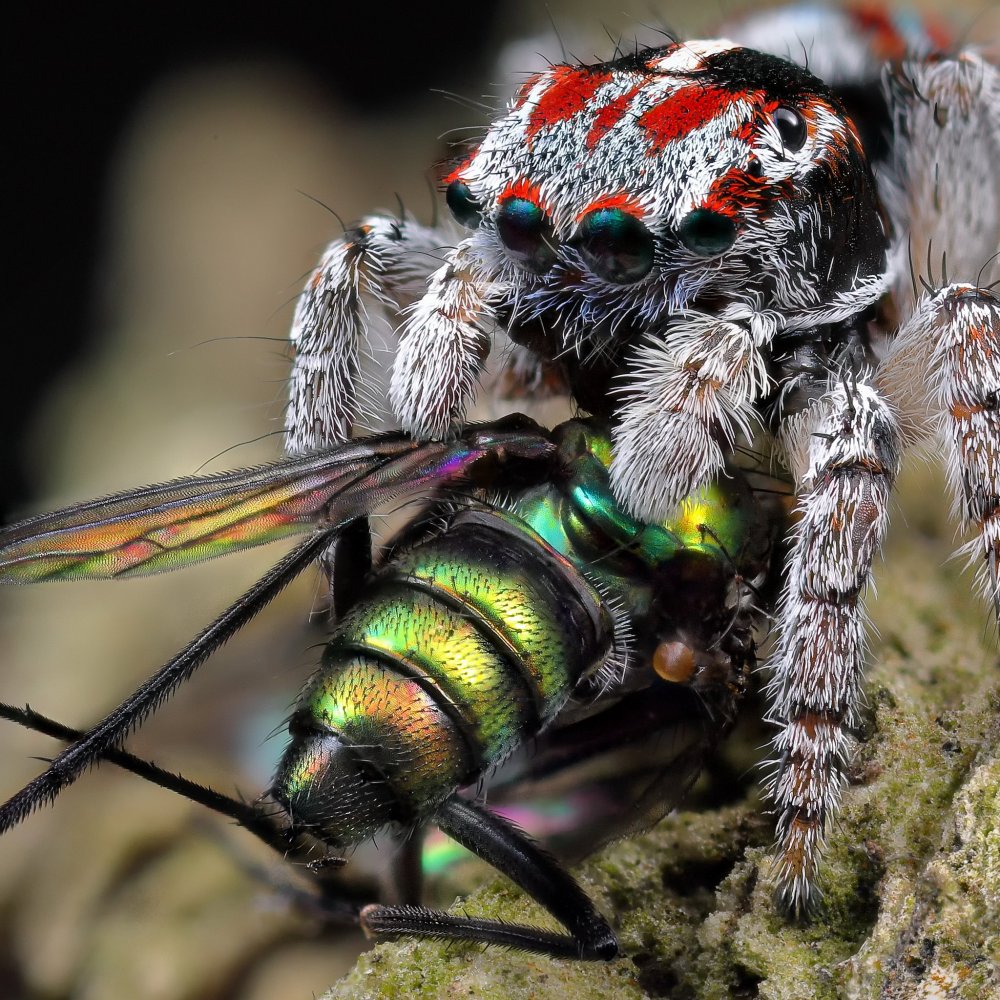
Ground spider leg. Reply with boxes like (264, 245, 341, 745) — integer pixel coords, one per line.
(288, 214, 457, 615)
(286, 213, 453, 453)
(768, 376, 901, 913)
(877, 45, 1000, 619)
(389, 237, 502, 439)
(609, 310, 772, 522)
(879, 286, 1000, 620)
(881, 49, 1000, 317)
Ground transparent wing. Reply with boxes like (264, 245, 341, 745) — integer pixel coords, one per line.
(0, 417, 555, 582)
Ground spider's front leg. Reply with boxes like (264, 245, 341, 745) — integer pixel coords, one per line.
(768, 376, 902, 913)
(287, 213, 459, 617)
(287, 213, 454, 454)
(388, 236, 503, 440)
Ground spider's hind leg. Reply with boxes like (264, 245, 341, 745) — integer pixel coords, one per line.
(877, 41, 1000, 622)
(881, 48, 1000, 316)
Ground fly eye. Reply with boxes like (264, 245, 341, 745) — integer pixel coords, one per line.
(446, 180, 481, 229)
(772, 106, 806, 152)
(678, 208, 737, 256)
(577, 208, 655, 284)
(496, 197, 557, 273)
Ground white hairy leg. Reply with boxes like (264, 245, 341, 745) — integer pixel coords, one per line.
(767, 378, 900, 912)
(879, 286, 1000, 618)
(287, 214, 452, 454)
(881, 51, 1000, 318)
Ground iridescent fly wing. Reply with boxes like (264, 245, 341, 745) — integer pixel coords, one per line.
(0, 418, 555, 583)
(0, 416, 555, 834)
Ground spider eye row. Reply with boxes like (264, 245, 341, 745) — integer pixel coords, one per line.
(444, 101, 805, 281)
(446, 182, 741, 283)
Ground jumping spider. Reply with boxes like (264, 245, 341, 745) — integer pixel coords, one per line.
(285, 3, 999, 912)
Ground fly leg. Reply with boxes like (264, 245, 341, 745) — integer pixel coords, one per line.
(360, 796, 619, 959)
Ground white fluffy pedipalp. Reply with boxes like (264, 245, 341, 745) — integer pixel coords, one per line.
(609, 310, 772, 522)
(389, 241, 500, 440)
(286, 215, 451, 454)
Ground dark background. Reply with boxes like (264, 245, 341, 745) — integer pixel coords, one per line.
(4, 3, 509, 521)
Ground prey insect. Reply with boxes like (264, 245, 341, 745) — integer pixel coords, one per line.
(0, 414, 778, 958)
(2, 0, 999, 966)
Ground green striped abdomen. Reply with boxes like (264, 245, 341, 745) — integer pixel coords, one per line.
(273, 512, 612, 846)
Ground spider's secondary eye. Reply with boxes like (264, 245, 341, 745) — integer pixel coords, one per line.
(578, 208, 654, 284)
(678, 209, 737, 256)
(772, 106, 807, 153)
(446, 180, 481, 229)
(496, 197, 557, 273)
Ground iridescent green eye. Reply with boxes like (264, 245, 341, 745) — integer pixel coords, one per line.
(446, 180, 481, 229)
(678, 209, 737, 256)
(578, 208, 654, 284)
(496, 197, 557, 273)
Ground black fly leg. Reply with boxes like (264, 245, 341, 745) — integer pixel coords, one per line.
(324, 517, 373, 623)
(388, 830, 425, 906)
(360, 797, 619, 959)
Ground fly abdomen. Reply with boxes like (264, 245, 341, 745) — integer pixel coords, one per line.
(273, 513, 613, 847)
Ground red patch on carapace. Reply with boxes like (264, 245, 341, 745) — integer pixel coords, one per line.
(498, 177, 549, 211)
(513, 72, 544, 110)
(585, 83, 645, 148)
(638, 84, 741, 153)
(574, 191, 644, 222)
(442, 152, 475, 187)
(730, 96, 772, 144)
(703, 164, 775, 218)
(526, 66, 611, 141)
(643, 43, 682, 71)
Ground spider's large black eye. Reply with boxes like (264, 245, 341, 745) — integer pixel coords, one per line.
(678, 209, 737, 256)
(577, 208, 654, 284)
(496, 197, 557, 273)
(446, 180, 481, 229)
(772, 106, 807, 153)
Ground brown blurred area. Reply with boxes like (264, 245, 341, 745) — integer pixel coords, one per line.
(2, 2, 996, 998)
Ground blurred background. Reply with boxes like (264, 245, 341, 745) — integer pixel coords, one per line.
(2, 2, 996, 998)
